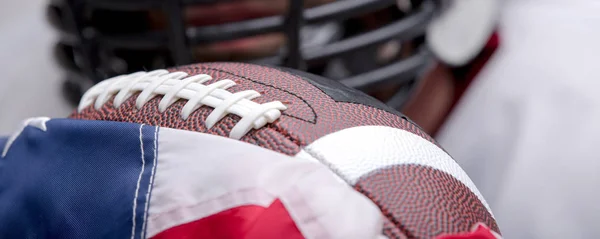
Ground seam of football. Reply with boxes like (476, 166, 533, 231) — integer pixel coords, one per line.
(77, 69, 286, 140)
(198, 66, 318, 124)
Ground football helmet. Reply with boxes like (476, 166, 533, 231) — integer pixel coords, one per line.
(47, 0, 439, 107)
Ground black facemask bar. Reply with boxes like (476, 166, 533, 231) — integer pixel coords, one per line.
(49, 0, 438, 107)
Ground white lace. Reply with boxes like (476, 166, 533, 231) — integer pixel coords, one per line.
(78, 70, 287, 139)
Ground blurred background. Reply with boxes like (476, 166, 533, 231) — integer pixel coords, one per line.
(0, 0, 72, 134)
(2, 0, 600, 238)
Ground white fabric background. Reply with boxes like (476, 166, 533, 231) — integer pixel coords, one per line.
(437, 0, 600, 238)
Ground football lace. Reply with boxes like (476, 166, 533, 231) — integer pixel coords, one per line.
(78, 70, 287, 139)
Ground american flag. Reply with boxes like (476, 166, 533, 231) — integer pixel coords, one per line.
(0, 118, 499, 239)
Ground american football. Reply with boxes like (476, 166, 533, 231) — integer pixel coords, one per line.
(4, 0, 598, 236)
(0, 0, 510, 238)
(71, 62, 499, 238)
